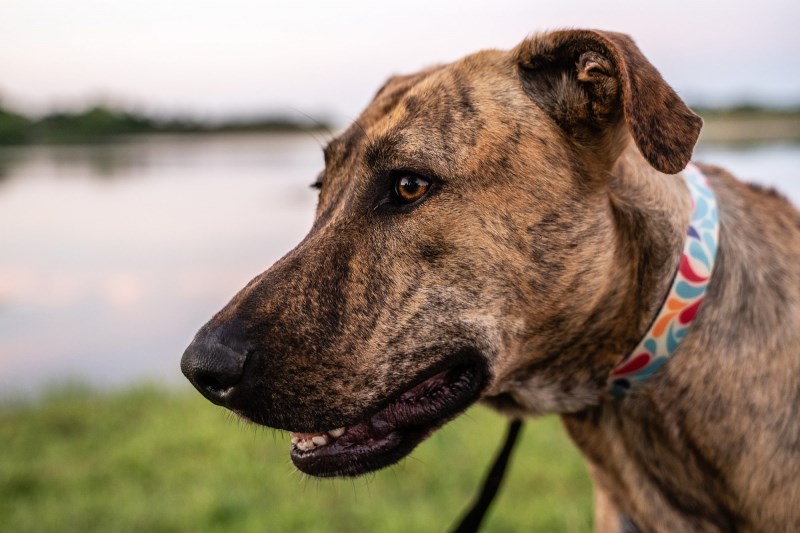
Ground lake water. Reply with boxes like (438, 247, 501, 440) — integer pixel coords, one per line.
(1, 135, 798, 395)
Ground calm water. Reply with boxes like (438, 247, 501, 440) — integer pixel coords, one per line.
(1, 135, 798, 395)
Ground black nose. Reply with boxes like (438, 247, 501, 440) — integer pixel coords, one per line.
(181, 326, 248, 406)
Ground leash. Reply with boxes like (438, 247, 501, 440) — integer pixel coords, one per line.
(450, 419, 523, 533)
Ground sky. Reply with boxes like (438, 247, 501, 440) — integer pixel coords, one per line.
(1, 0, 798, 122)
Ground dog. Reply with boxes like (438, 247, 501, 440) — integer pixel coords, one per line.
(181, 29, 800, 531)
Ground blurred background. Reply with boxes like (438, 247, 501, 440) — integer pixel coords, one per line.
(1, 1, 798, 531)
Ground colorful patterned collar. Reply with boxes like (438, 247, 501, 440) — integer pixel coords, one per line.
(608, 164, 720, 398)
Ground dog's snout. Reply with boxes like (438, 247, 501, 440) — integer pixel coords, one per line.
(181, 326, 248, 406)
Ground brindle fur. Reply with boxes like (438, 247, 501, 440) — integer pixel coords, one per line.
(188, 29, 800, 531)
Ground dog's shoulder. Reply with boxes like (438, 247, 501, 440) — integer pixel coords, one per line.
(697, 161, 799, 217)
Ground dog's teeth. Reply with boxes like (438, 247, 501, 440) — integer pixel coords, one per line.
(328, 427, 345, 438)
(291, 432, 334, 450)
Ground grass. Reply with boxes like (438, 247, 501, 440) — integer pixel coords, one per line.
(0, 385, 593, 532)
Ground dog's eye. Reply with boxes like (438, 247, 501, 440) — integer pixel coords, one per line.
(310, 172, 324, 190)
(394, 175, 431, 204)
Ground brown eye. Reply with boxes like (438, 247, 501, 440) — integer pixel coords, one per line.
(394, 175, 431, 204)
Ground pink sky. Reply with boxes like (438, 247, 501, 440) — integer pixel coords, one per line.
(1, 0, 798, 121)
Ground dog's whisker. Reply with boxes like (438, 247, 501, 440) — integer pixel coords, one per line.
(286, 106, 336, 145)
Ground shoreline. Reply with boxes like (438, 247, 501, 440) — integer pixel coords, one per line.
(699, 114, 800, 144)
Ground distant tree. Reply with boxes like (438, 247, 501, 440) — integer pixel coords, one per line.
(34, 107, 159, 143)
(0, 107, 32, 145)
(0, 102, 331, 145)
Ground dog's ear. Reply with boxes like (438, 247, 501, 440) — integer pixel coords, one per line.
(515, 29, 702, 174)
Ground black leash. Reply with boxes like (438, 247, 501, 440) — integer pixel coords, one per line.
(450, 419, 523, 533)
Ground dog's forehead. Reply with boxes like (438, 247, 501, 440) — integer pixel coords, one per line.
(324, 49, 520, 169)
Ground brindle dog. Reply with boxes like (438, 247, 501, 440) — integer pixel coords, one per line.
(181, 29, 800, 531)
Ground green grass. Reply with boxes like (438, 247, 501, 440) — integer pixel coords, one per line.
(0, 385, 593, 532)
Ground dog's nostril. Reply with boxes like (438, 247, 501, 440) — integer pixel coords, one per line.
(195, 372, 233, 397)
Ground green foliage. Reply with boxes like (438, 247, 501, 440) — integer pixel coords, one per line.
(33, 107, 160, 143)
(0, 105, 330, 145)
(0, 108, 32, 144)
(693, 103, 800, 117)
(0, 386, 593, 532)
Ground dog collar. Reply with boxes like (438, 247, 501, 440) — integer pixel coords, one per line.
(608, 163, 719, 398)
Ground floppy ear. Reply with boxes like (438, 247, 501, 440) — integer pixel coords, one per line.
(515, 29, 702, 174)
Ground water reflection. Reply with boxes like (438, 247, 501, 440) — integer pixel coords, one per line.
(0, 135, 797, 395)
(0, 134, 323, 395)
(695, 143, 800, 201)
(0, 148, 24, 185)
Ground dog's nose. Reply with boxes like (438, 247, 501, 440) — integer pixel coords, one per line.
(181, 326, 248, 406)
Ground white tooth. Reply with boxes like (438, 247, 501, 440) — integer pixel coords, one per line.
(312, 435, 328, 446)
(291, 436, 299, 444)
(328, 427, 345, 438)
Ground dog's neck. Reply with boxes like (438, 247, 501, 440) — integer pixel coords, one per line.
(486, 146, 710, 416)
(607, 162, 719, 397)
(598, 148, 695, 378)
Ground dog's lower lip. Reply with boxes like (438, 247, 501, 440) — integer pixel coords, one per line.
(289, 363, 483, 477)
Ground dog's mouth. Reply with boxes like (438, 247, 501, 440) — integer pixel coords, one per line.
(288, 362, 484, 477)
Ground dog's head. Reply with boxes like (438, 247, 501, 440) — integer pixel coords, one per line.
(181, 29, 701, 476)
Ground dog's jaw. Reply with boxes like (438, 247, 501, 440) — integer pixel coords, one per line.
(286, 361, 487, 477)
